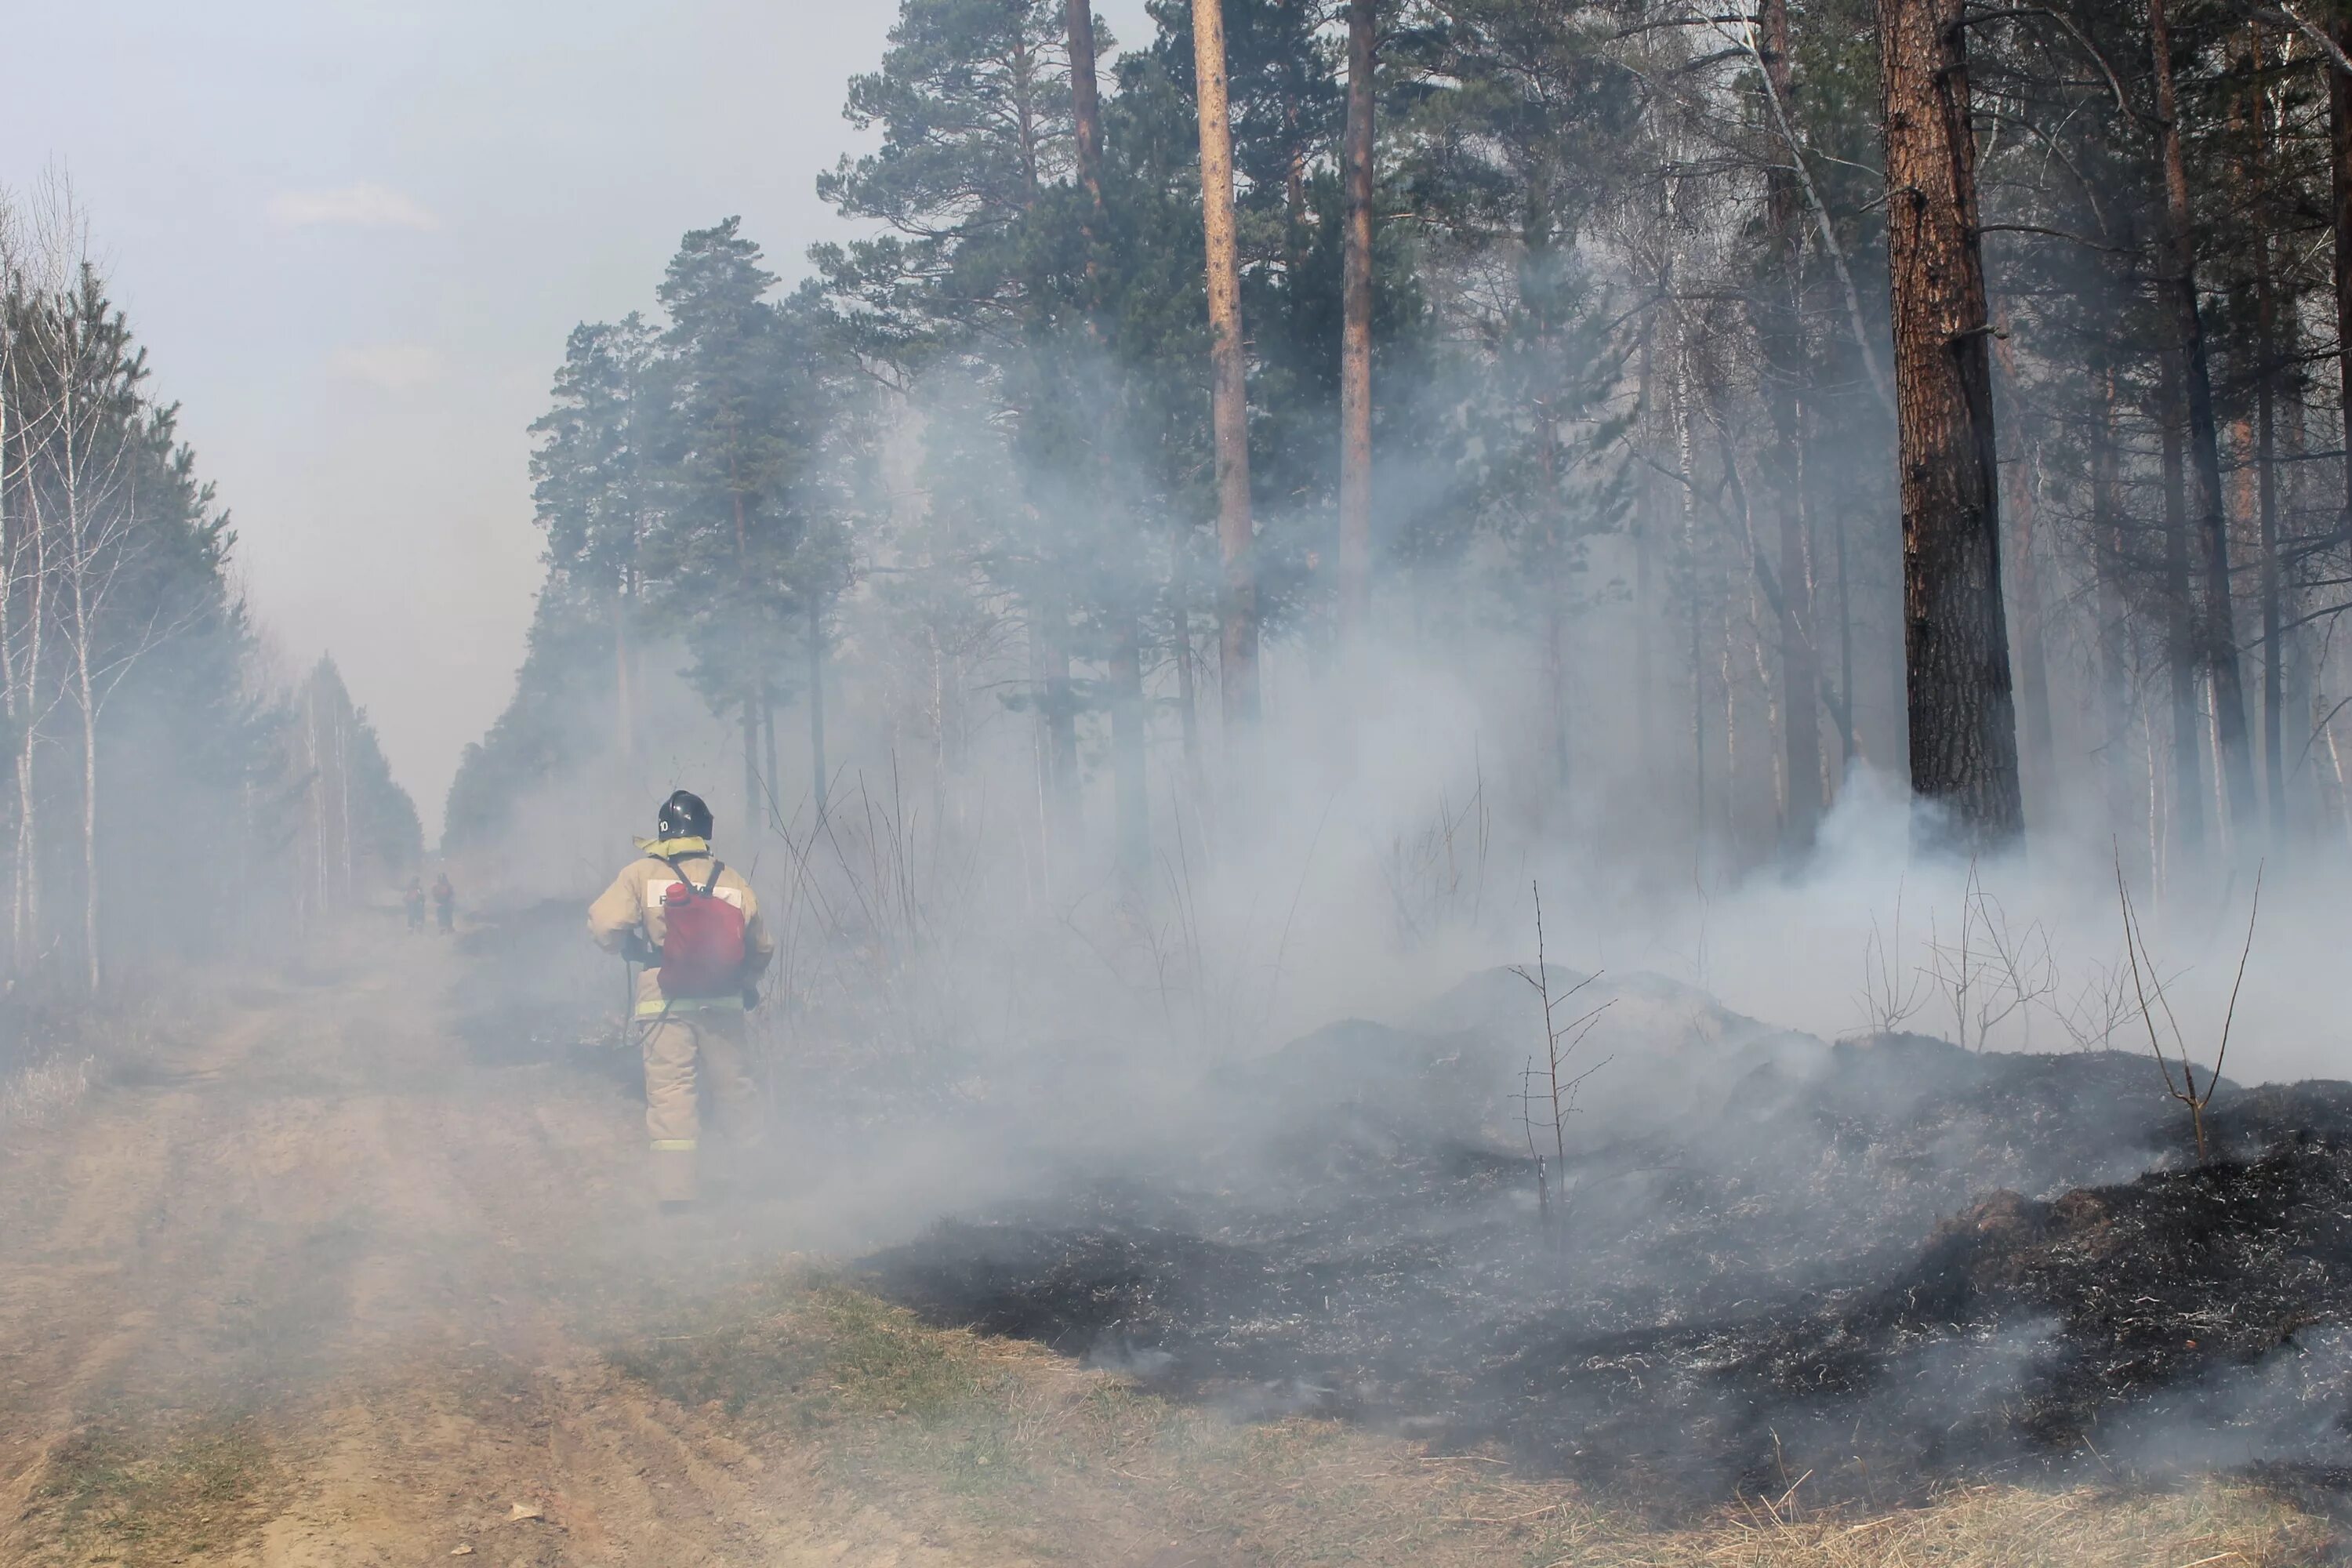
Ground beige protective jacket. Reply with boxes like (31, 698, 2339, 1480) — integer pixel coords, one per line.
(587, 837, 775, 1016)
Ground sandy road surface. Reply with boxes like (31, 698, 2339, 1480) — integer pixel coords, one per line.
(0, 929, 965, 1567)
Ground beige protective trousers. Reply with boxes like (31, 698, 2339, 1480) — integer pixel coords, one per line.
(641, 1007, 760, 1203)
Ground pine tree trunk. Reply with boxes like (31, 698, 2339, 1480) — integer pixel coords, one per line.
(2257, 241, 2287, 837)
(806, 620, 828, 819)
(1110, 611, 1148, 879)
(2091, 368, 2131, 823)
(1192, 0, 1258, 736)
(1171, 531, 1204, 794)
(1071, 0, 1139, 870)
(1045, 615, 1080, 837)
(614, 584, 633, 766)
(1338, 0, 1375, 644)
(1836, 497, 1857, 768)
(760, 682, 779, 832)
(1066, 0, 1105, 207)
(742, 695, 760, 840)
(2008, 441, 2057, 820)
(1635, 325, 1659, 783)
(2157, 359, 2207, 853)
(1878, 0, 2023, 843)
(2150, 0, 2257, 840)
(2250, 39, 2287, 835)
(1671, 326, 1708, 877)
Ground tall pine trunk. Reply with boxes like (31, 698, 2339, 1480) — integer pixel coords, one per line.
(1044, 617, 1080, 837)
(2257, 234, 2286, 837)
(1338, 0, 1375, 645)
(1109, 614, 1148, 878)
(2150, 0, 2257, 840)
(1066, 0, 1105, 212)
(1878, 0, 2023, 843)
(2249, 34, 2287, 834)
(2092, 365, 2131, 823)
(2007, 440, 2057, 819)
(1068, 0, 1146, 871)
(2156, 359, 2207, 854)
(742, 695, 760, 841)
(805, 619, 828, 818)
(1192, 0, 1258, 738)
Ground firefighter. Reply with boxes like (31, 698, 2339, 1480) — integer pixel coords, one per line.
(586, 789, 773, 1210)
(430, 871, 456, 935)
(404, 877, 427, 934)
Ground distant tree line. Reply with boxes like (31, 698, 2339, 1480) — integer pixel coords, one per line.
(457, 0, 2352, 895)
(0, 186, 418, 990)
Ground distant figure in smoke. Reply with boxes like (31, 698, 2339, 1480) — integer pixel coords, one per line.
(430, 872, 456, 935)
(586, 789, 773, 1211)
(404, 877, 426, 935)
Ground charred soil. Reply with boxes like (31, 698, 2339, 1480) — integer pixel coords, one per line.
(864, 985, 2352, 1508)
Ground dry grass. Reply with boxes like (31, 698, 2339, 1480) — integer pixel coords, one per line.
(21, 1415, 279, 1567)
(0, 1050, 91, 1127)
(607, 1266, 2343, 1568)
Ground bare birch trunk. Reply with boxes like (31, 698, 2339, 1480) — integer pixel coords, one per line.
(16, 477, 43, 970)
(2332, 14, 2352, 535)
(0, 293, 20, 973)
(1758, 0, 1823, 853)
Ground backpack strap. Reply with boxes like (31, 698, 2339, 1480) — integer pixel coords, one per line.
(659, 855, 725, 898)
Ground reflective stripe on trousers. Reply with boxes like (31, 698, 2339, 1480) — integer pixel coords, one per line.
(640, 1010, 757, 1203)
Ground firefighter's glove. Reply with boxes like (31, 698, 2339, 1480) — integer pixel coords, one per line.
(621, 931, 659, 966)
(742, 984, 763, 1013)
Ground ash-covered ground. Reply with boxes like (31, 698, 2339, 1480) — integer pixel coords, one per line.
(858, 970, 2352, 1504)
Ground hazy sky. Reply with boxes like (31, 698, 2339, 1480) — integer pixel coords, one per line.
(0, 0, 1149, 838)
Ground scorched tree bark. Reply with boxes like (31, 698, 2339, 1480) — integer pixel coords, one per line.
(1878, 0, 2023, 844)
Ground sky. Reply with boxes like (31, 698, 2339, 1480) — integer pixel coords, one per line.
(0, 0, 1150, 840)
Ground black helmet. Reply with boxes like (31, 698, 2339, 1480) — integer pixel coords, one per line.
(657, 789, 713, 841)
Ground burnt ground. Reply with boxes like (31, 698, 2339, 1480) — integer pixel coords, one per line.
(860, 972, 2352, 1504)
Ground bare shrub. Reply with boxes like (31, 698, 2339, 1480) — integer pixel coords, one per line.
(2116, 854, 2261, 1163)
(1853, 878, 1929, 1036)
(1510, 881, 1610, 1244)
(1921, 860, 2058, 1052)
(1381, 761, 1489, 951)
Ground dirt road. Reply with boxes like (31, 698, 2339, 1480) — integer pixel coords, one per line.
(0, 927, 964, 1567)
